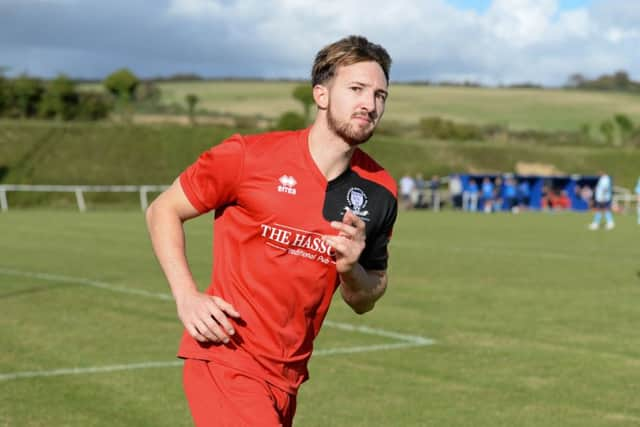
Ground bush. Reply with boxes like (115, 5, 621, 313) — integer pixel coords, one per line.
(76, 92, 112, 120)
(38, 75, 79, 120)
(376, 119, 408, 136)
(274, 111, 306, 131)
(419, 116, 484, 141)
(234, 115, 259, 130)
(12, 75, 45, 118)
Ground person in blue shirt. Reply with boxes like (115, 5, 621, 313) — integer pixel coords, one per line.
(589, 171, 615, 230)
(480, 177, 494, 213)
(463, 179, 479, 212)
(635, 177, 640, 225)
(516, 179, 531, 211)
(502, 177, 517, 212)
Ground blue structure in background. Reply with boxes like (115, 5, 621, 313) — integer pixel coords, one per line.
(456, 173, 600, 211)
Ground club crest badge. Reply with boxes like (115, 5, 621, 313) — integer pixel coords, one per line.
(345, 187, 370, 220)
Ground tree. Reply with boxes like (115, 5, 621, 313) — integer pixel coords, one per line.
(292, 84, 314, 123)
(185, 93, 199, 125)
(103, 68, 139, 100)
(0, 75, 7, 116)
(12, 74, 44, 118)
(38, 74, 79, 120)
(599, 120, 615, 145)
(103, 68, 139, 122)
(612, 70, 630, 89)
(613, 113, 634, 144)
(567, 73, 585, 88)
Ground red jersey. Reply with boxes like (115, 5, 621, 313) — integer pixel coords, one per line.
(178, 127, 398, 394)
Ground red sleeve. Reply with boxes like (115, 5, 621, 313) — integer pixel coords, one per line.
(179, 135, 245, 213)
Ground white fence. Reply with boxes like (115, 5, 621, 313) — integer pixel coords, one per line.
(0, 185, 169, 212)
(0, 184, 636, 213)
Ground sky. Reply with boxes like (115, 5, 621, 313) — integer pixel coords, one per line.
(1, 0, 638, 86)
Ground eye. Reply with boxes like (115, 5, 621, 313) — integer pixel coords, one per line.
(376, 92, 387, 102)
(350, 86, 362, 92)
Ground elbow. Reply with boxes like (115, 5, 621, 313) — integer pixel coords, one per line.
(351, 301, 375, 315)
(145, 199, 158, 229)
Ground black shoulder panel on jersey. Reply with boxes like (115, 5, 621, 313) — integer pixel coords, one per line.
(323, 169, 398, 270)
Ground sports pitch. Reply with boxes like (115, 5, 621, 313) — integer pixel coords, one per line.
(1, 210, 639, 426)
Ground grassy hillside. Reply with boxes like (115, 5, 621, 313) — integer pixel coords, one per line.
(81, 81, 640, 132)
(1, 121, 639, 208)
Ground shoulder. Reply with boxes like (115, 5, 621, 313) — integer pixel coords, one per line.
(351, 149, 397, 198)
(241, 129, 304, 149)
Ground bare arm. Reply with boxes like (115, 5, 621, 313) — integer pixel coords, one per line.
(322, 210, 388, 314)
(146, 178, 240, 343)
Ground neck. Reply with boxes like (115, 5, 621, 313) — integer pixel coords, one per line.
(308, 118, 357, 181)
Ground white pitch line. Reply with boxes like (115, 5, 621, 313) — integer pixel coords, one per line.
(0, 268, 172, 301)
(0, 341, 432, 382)
(0, 361, 183, 381)
(0, 341, 431, 382)
(0, 268, 433, 342)
(323, 320, 434, 345)
(0, 267, 435, 382)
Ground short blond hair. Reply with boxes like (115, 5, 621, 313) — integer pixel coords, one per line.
(311, 35, 391, 87)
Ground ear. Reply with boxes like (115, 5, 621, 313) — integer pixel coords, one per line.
(313, 84, 329, 110)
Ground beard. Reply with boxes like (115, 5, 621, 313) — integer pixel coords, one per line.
(327, 106, 376, 146)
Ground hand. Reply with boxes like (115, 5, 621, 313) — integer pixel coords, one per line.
(323, 209, 366, 274)
(176, 290, 241, 343)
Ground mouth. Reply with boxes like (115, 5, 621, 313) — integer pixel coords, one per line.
(352, 114, 372, 125)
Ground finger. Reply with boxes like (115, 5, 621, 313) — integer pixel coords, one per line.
(330, 221, 357, 238)
(342, 209, 366, 231)
(322, 236, 349, 255)
(341, 208, 359, 224)
(212, 296, 241, 319)
(197, 319, 226, 343)
(188, 324, 212, 343)
(207, 299, 236, 336)
(202, 317, 231, 343)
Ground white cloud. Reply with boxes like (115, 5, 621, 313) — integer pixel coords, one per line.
(0, 0, 638, 84)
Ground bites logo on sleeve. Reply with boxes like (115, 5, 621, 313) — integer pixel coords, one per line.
(260, 223, 335, 265)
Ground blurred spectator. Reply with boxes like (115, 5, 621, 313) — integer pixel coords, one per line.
(429, 175, 441, 211)
(399, 172, 415, 210)
(543, 189, 571, 211)
(589, 171, 615, 230)
(580, 185, 593, 207)
(463, 179, 479, 212)
(516, 179, 530, 211)
(493, 176, 503, 212)
(541, 184, 551, 210)
(555, 190, 571, 210)
(414, 173, 426, 208)
(635, 177, 640, 225)
(481, 177, 494, 213)
(449, 174, 463, 210)
(503, 177, 517, 212)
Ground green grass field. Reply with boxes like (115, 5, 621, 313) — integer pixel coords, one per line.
(2, 209, 639, 426)
(80, 80, 640, 131)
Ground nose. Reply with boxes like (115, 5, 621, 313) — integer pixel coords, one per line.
(361, 92, 376, 112)
(358, 91, 377, 117)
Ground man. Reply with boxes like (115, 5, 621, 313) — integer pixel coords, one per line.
(399, 171, 415, 209)
(635, 177, 640, 225)
(146, 35, 397, 427)
(448, 174, 463, 210)
(589, 171, 615, 230)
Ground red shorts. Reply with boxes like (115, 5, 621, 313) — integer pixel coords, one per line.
(183, 359, 296, 427)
